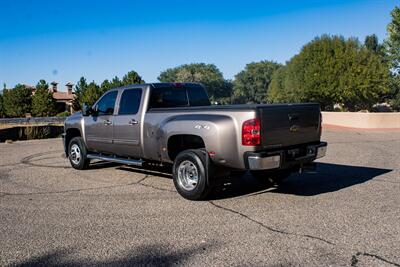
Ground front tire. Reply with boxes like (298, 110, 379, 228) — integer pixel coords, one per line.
(172, 149, 212, 200)
(68, 137, 90, 170)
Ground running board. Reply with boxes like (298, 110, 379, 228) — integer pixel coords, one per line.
(87, 154, 143, 166)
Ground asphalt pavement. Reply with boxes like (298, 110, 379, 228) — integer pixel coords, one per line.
(0, 129, 399, 266)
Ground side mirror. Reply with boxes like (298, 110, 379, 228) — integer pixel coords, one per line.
(82, 103, 92, 116)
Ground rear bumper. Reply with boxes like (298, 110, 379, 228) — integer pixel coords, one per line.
(245, 141, 327, 170)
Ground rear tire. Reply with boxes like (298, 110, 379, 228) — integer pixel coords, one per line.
(172, 149, 212, 200)
(250, 169, 292, 185)
(68, 137, 90, 170)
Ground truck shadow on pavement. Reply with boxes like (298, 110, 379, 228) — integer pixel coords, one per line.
(211, 163, 393, 199)
(11, 243, 212, 267)
(85, 161, 392, 199)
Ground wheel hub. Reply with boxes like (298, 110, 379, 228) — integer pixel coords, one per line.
(177, 160, 199, 191)
(70, 144, 81, 165)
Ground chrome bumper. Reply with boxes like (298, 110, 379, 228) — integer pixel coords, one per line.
(248, 155, 281, 170)
(246, 142, 327, 170)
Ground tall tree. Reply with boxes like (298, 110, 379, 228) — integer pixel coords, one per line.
(100, 79, 113, 91)
(364, 34, 379, 53)
(385, 6, 400, 73)
(122, 71, 145, 86)
(72, 77, 88, 110)
(3, 84, 32, 117)
(32, 80, 56, 117)
(385, 6, 400, 110)
(82, 81, 103, 106)
(268, 35, 390, 111)
(158, 63, 232, 102)
(233, 61, 282, 104)
(110, 76, 123, 88)
(158, 68, 179, 83)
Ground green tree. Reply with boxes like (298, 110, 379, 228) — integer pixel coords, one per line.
(385, 6, 400, 73)
(3, 84, 32, 117)
(233, 61, 282, 104)
(32, 80, 56, 117)
(268, 35, 390, 111)
(385, 6, 400, 110)
(100, 79, 113, 91)
(82, 81, 103, 106)
(268, 66, 298, 103)
(122, 71, 145, 86)
(110, 76, 123, 88)
(158, 63, 232, 102)
(158, 68, 179, 83)
(72, 77, 88, 111)
(364, 34, 379, 53)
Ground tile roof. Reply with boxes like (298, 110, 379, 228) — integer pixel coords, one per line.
(52, 92, 75, 100)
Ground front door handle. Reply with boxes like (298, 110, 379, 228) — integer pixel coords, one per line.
(104, 120, 112, 126)
(129, 119, 139, 125)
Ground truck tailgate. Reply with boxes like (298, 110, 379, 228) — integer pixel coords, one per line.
(258, 104, 321, 147)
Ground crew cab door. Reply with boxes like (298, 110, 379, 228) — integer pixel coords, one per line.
(112, 88, 143, 157)
(84, 90, 118, 154)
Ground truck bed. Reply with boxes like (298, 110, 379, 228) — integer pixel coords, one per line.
(148, 103, 321, 149)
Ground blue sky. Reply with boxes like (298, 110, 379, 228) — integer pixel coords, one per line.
(0, 0, 397, 90)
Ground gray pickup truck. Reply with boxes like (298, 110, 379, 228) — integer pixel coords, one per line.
(63, 83, 327, 200)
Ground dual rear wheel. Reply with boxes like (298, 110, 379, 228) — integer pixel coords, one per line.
(172, 149, 212, 200)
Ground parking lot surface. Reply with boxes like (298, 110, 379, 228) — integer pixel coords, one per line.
(1, 130, 399, 266)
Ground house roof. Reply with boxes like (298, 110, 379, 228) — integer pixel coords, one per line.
(52, 92, 75, 101)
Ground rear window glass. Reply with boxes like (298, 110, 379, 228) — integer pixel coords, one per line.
(149, 87, 188, 108)
(187, 87, 211, 106)
(118, 89, 142, 115)
(149, 86, 210, 108)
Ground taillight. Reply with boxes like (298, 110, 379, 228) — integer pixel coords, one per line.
(242, 118, 261, 146)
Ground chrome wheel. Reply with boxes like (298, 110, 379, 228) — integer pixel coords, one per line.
(177, 160, 199, 191)
(70, 144, 81, 165)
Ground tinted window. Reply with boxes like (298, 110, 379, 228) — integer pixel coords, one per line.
(149, 87, 188, 108)
(187, 87, 211, 106)
(95, 91, 118, 115)
(118, 89, 142, 115)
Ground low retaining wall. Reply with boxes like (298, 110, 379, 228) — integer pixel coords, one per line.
(0, 117, 66, 142)
(0, 117, 65, 127)
(322, 112, 400, 129)
(0, 125, 64, 142)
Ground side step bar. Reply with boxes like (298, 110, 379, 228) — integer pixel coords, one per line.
(87, 154, 143, 166)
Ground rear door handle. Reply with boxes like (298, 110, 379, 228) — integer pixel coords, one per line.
(129, 119, 139, 125)
(104, 120, 112, 126)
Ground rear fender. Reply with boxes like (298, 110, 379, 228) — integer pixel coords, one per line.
(159, 114, 238, 166)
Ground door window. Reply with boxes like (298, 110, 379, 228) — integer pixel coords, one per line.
(95, 91, 118, 115)
(118, 89, 142, 115)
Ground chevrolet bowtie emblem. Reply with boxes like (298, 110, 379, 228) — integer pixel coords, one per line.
(290, 125, 300, 132)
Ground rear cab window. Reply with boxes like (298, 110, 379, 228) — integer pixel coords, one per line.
(149, 84, 211, 109)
